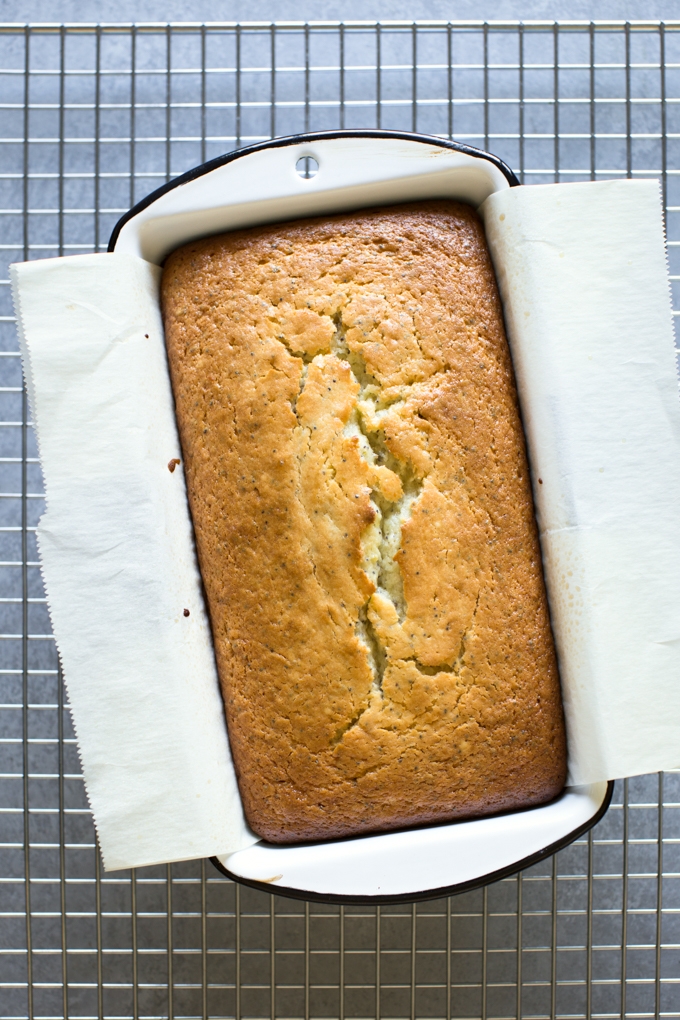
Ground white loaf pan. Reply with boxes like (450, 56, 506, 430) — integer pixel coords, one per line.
(110, 130, 612, 903)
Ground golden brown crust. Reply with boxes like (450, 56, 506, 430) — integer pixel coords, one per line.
(161, 201, 567, 843)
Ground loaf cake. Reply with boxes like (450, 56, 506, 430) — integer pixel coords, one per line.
(161, 200, 567, 844)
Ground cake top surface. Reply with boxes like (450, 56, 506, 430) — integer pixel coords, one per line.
(161, 201, 566, 843)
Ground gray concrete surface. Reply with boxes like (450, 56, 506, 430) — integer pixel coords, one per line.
(3, 0, 680, 24)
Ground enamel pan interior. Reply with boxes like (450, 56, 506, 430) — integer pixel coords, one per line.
(110, 129, 612, 902)
(213, 781, 613, 904)
(109, 130, 518, 264)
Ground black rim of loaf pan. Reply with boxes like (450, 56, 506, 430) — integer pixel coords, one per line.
(210, 781, 615, 906)
(107, 128, 520, 253)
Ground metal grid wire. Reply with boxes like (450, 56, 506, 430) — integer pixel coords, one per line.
(0, 18, 679, 1020)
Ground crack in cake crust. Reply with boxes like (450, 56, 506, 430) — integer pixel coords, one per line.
(281, 308, 469, 725)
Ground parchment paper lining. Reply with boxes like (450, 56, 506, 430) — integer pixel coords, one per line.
(10, 177, 680, 870)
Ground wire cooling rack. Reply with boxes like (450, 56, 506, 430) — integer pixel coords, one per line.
(0, 18, 679, 1020)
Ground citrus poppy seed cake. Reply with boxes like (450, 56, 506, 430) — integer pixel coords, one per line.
(161, 200, 567, 844)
